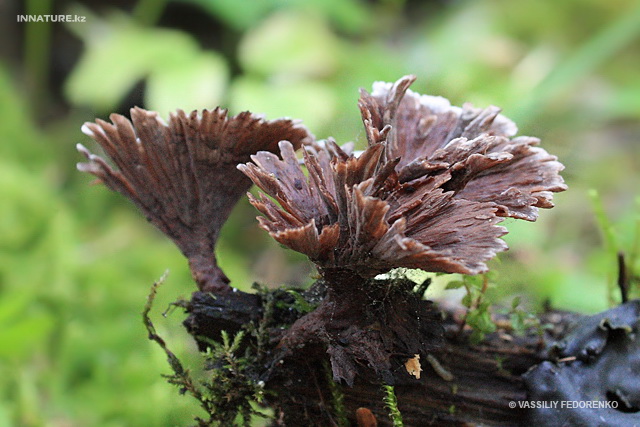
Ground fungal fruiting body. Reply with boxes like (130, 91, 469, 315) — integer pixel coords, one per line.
(78, 75, 566, 384)
(77, 108, 312, 292)
(240, 75, 566, 282)
(239, 75, 566, 383)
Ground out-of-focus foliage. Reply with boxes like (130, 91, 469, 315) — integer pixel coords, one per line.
(2, 0, 639, 425)
(65, 9, 229, 115)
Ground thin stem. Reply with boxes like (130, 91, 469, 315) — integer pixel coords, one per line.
(618, 252, 628, 303)
(457, 282, 472, 335)
(142, 272, 205, 403)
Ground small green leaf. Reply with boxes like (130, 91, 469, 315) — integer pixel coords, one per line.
(285, 290, 316, 314)
(511, 296, 521, 310)
(479, 311, 497, 333)
(445, 280, 465, 290)
(510, 313, 525, 335)
(221, 330, 230, 349)
(461, 292, 473, 308)
(465, 275, 484, 288)
(467, 309, 496, 334)
(477, 301, 492, 313)
(230, 330, 245, 352)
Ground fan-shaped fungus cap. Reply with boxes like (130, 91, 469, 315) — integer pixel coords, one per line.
(78, 107, 313, 292)
(239, 76, 567, 281)
(360, 75, 567, 221)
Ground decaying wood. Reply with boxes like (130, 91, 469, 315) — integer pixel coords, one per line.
(182, 285, 588, 426)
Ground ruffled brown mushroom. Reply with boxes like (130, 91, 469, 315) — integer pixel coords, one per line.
(360, 75, 567, 221)
(240, 76, 567, 282)
(239, 140, 508, 283)
(239, 75, 567, 384)
(78, 107, 313, 293)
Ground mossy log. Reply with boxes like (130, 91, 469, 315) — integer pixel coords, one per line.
(183, 286, 640, 427)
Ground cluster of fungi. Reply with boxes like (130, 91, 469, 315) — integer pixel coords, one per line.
(77, 75, 566, 386)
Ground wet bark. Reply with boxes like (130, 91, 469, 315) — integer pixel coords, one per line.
(182, 286, 628, 426)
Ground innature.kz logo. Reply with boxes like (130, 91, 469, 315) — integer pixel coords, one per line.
(17, 15, 86, 23)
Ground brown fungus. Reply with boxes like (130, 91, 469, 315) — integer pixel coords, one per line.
(359, 75, 567, 220)
(239, 76, 567, 384)
(77, 107, 313, 293)
(240, 75, 567, 279)
(240, 140, 509, 280)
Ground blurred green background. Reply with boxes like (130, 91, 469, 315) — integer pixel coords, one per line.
(1, 0, 639, 425)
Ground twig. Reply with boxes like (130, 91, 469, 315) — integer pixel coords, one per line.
(142, 272, 206, 406)
(618, 252, 629, 303)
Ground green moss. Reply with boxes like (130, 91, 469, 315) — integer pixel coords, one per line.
(143, 276, 270, 426)
(382, 384, 404, 427)
(323, 360, 349, 427)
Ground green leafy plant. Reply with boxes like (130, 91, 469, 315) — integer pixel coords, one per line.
(283, 289, 318, 314)
(507, 297, 552, 340)
(447, 274, 497, 344)
(65, 8, 228, 115)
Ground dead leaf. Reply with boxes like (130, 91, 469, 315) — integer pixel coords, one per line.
(405, 354, 422, 379)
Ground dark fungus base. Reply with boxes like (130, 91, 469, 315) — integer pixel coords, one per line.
(276, 276, 443, 386)
(184, 277, 443, 387)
